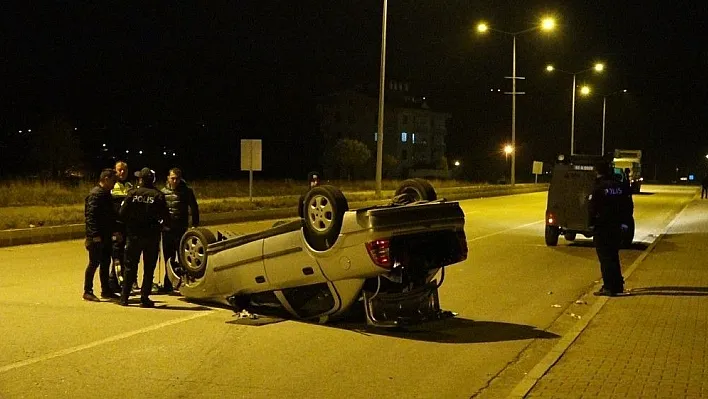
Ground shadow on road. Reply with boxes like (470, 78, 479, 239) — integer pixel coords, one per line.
(629, 286, 708, 296)
(328, 317, 559, 344)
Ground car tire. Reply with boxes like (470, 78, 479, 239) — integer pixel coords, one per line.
(545, 226, 560, 246)
(620, 218, 635, 248)
(564, 232, 577, 241)
(394, 178, 437, 201)
(302, 185, 348, 251)
(178, 227, 217, 278)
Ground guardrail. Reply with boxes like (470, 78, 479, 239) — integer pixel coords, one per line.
(0, 183, 548, 248)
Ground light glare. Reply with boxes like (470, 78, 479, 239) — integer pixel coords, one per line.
(541, 17, 556, 31)
(594, 63, 604, 72)
(477, 23, 489, 33)
(580, 86, 591, 95)
(546, 65, 555, 72)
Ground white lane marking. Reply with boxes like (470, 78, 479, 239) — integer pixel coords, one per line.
(467, 220, 543, 242)
(0, 311, 214, 374)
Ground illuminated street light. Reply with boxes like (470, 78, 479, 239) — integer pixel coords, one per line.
(601, 89, 629, 154)
(504, 144, 514, 155)
(546, 62, 605, 155)
(580, 85, 591, 95)
(476, 15, 557, 185)
(454, 160, 461, 167)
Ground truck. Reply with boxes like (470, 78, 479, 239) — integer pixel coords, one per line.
(612, 149, 643, 193)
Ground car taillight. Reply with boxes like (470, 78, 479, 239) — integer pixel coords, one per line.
(546, 211, 556, 226)
(366, 239, 392, 269)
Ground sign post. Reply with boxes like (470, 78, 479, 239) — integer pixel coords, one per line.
(532, 161, 543, 184)
(240, 139, 262, 201)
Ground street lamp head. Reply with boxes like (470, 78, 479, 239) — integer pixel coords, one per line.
(541, 17, 556, 31)
(545, 65, 555, 72)
(622, 89, 628, 93)
(454, 160, 461, 167)
(580, 85, 591, 96)
(594, 63, 605, 72)
(477, 22, 489, 33)
(504, 144, 514, 155)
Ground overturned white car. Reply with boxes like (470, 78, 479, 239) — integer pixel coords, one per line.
(170, 179, 468, 327)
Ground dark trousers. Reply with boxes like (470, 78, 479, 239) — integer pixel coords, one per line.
(84, 238, 112, 294)
(121, 233, 161, 301)
(593, 226, 624, 293)
(110, 226, 126, 286)
(161, 227, 186, 290)
(702, 187, 708, 199)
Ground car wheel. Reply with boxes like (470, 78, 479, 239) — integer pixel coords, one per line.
(178, 228, 217, 278)
(620, 218, 635, 248)
(564, 232, 577, 241)
(302, 185, 348, 251)
(545, 226, 560, 246)
(394, 178, 437, 201)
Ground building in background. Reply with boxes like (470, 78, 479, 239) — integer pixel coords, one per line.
(317, 80, 451, 179)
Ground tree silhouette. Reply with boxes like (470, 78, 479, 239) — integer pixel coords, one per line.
(326, 138, 371, 180)
(29, 115, 84, 178)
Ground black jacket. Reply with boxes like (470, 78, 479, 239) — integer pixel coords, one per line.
(85, 186, 117, 239)
(588, 175, 633, 228)
(160, 180, 199, 229)
(119, 185, 170, 236)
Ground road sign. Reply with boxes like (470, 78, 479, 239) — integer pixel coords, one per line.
(532, 161, 543, 183)
(240, 139, 262, 171)
(241, 139, 262, 201)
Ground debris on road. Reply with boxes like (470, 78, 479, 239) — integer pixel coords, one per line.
(575, 300, 587, 305)
(551, 304, 562, 308)
(547, 291, 553, 295)
(569, 313, 582, 319)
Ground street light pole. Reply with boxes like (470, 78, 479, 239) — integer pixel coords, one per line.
(511, 35, 517, 186)
(375, 0, 388, 198)
(570, 73, 577, 156)
(546, 63, 604, 157)
(601, 95, 607, 155)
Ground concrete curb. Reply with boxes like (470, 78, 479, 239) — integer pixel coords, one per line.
(0, 184, 548, 248)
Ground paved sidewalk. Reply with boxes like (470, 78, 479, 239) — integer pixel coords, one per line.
(523, 198, 708, 398)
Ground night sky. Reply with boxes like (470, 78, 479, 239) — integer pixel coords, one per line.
(2, 2, 707, 181)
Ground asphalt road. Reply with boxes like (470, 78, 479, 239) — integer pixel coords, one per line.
(0, 185, 696, 399)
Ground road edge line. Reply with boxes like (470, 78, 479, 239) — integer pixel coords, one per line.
(507, 196, 695, 398)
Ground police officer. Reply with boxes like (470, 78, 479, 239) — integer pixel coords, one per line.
(159, 167, 200, 293)
(118, 167, 170, 307)
(109, 160, 132, 292)
(298, 171, 321, 218)
(589, 161, 633, 296)
(83, 168, 121, 301)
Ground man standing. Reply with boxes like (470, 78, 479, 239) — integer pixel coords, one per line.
(119, 168, 170, 307)
(589, 161, 633, 297)
(701, 175, 708, 199)
(83, 169, 121, 301)
(110, 160, 133, 291)
(159, 167, 200, 293)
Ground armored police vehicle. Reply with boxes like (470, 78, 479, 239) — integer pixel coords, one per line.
(544, 154, 635, 247)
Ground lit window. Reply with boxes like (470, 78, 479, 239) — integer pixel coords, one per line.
(374, 132, 378, 142)
(401, 132, 407, 142)
(411, 133, 416, 144)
